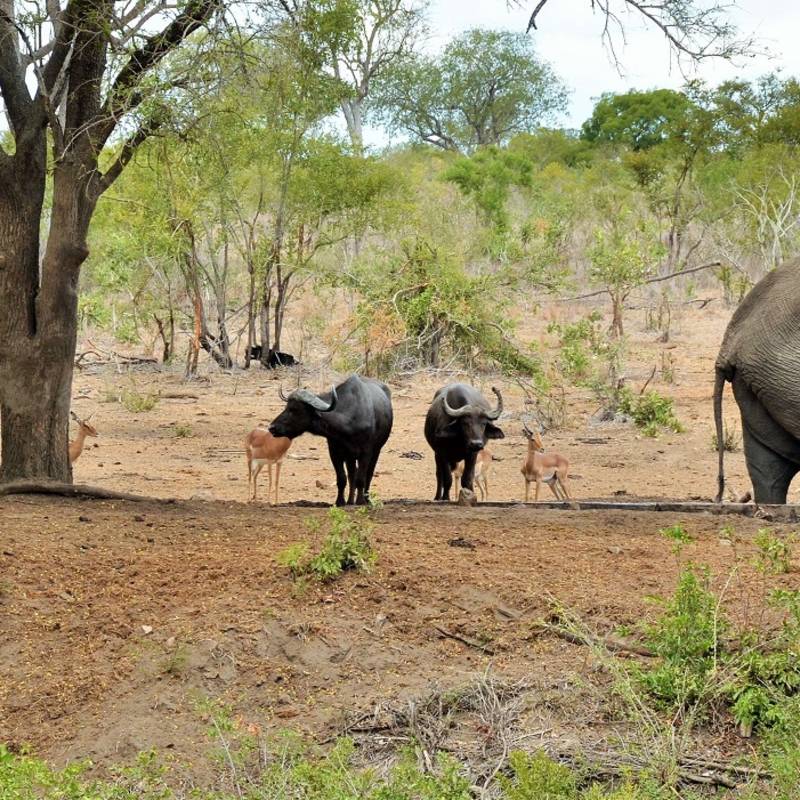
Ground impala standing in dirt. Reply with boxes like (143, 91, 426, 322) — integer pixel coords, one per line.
(245, 427, 292, 505)
(453, 448, 493, 501)
(521, 421, 571, 502)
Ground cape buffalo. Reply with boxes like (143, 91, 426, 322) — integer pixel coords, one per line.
(269, 374, 393, 506)
(249, 345, 298, 368)
(424, 383, 504, 501)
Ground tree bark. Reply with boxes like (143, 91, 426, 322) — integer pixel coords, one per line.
(0, 149, 90, 483)
(341, 97, 364, 152)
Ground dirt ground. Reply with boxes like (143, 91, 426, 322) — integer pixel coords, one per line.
(2, 299, 799, 778)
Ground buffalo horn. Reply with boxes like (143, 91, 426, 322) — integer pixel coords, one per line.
(296, 385, 337, 413)
(278, 386, 289, 402)
(486, 386, 503, 420)
(442, 391, 474, 418)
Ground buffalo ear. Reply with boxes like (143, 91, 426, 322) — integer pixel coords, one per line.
(485, 423, 504, 440)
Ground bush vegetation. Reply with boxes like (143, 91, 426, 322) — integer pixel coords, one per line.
(277, 507, 377, 582)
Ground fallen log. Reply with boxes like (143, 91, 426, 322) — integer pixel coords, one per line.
(433, 624, 495, 655)
(0, 481, 168, 503)
(532, 621, 655, 657)
(159, 391, 200, 400)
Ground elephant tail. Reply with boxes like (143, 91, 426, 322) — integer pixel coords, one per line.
(714, 365, 727, 503)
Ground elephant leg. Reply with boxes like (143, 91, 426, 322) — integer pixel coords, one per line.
(733, 374, 800, 504)
(742, 426, 798, 505)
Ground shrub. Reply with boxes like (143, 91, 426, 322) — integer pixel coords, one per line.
(711, 421, 741, 453)
(499, 750, 577, 799)
(618, 387, 684, 437)
(640, 567, 722, 709)
(121, 389, 158, 413)
(547, 313, 604, 383)
(753, 529, 793, 575)
(277, 507, 376, 582)
(728, 590, 800, 735)
(347, 238, 547, 380)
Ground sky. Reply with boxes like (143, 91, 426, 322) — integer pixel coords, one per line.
(422, 0, 800, 131)
(3, 2, 798, 144)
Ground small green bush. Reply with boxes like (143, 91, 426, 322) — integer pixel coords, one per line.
(659, 523, 692, 550)
(618, 387, 684, 437)
(728, 590, 800, 735)
(639, 567, 722, 709)
(753, 529, 793, 575)
(499, 750, 577, 799)
(121, 389, 158, 413)
(277, 507, 376, 582)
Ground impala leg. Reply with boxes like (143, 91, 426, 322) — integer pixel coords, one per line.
(524, 479, 530, 503)
(267, 463, 273, 507)
(274, 461, 282, 506)
(252, 463, 263, 502)
(535, 477, 541, 502)
(559, 473, 572, 500)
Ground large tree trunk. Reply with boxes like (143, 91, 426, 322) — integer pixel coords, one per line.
(0, 357, 75, 483)
(341, 98, 364, 152)
(0, 158, 89, 483)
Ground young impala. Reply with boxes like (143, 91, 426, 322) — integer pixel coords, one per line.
(69, 412, 98, 465)
(245, 427, 292, 505)
(521, 420, 571, 502)
(453, 448, 493, 501)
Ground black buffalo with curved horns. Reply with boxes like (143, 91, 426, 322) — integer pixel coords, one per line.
(424, 383, 504, 502)
(269, 374, 393, 506)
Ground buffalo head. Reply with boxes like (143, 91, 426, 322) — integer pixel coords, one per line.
(443, 386, 504, 451)
(269, 385, 337, 439)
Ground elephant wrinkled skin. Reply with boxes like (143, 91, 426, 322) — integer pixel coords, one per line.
(715, 259, 800, 504)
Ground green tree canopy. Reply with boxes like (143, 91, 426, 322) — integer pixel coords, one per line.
(581, 88, 696, 151)
(371, 28, 568, 152)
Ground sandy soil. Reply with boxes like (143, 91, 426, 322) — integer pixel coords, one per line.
(2, 499, 795, 771)
(1, 298, 797, 779)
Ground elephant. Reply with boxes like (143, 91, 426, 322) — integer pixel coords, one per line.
(714, 259, 800, 504)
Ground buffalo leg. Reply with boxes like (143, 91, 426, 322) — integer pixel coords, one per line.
(355, 460, 370, 505)
(362, 448, 382, 504)
(434, 453, 452, 501)
(742, 426, 798, 504)
(460, 452, 478, 493)
(328, 442, 348, 506)
(345, 457, 357, 505)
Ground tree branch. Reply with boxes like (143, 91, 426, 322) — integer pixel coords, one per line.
(564, 260, 722, 301)
(526, 0, 550, 32)
(0, 0, 33, 132)
(97, 0, 221, 145)
(94, 117, 161, 196)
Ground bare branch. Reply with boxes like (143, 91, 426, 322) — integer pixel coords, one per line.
(522, 0, 757, 64)
(0, 0, 34, 132)
(526, 0, 550, 32)
(95, 118, 161, 196)
(98, 0, 222, 145)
